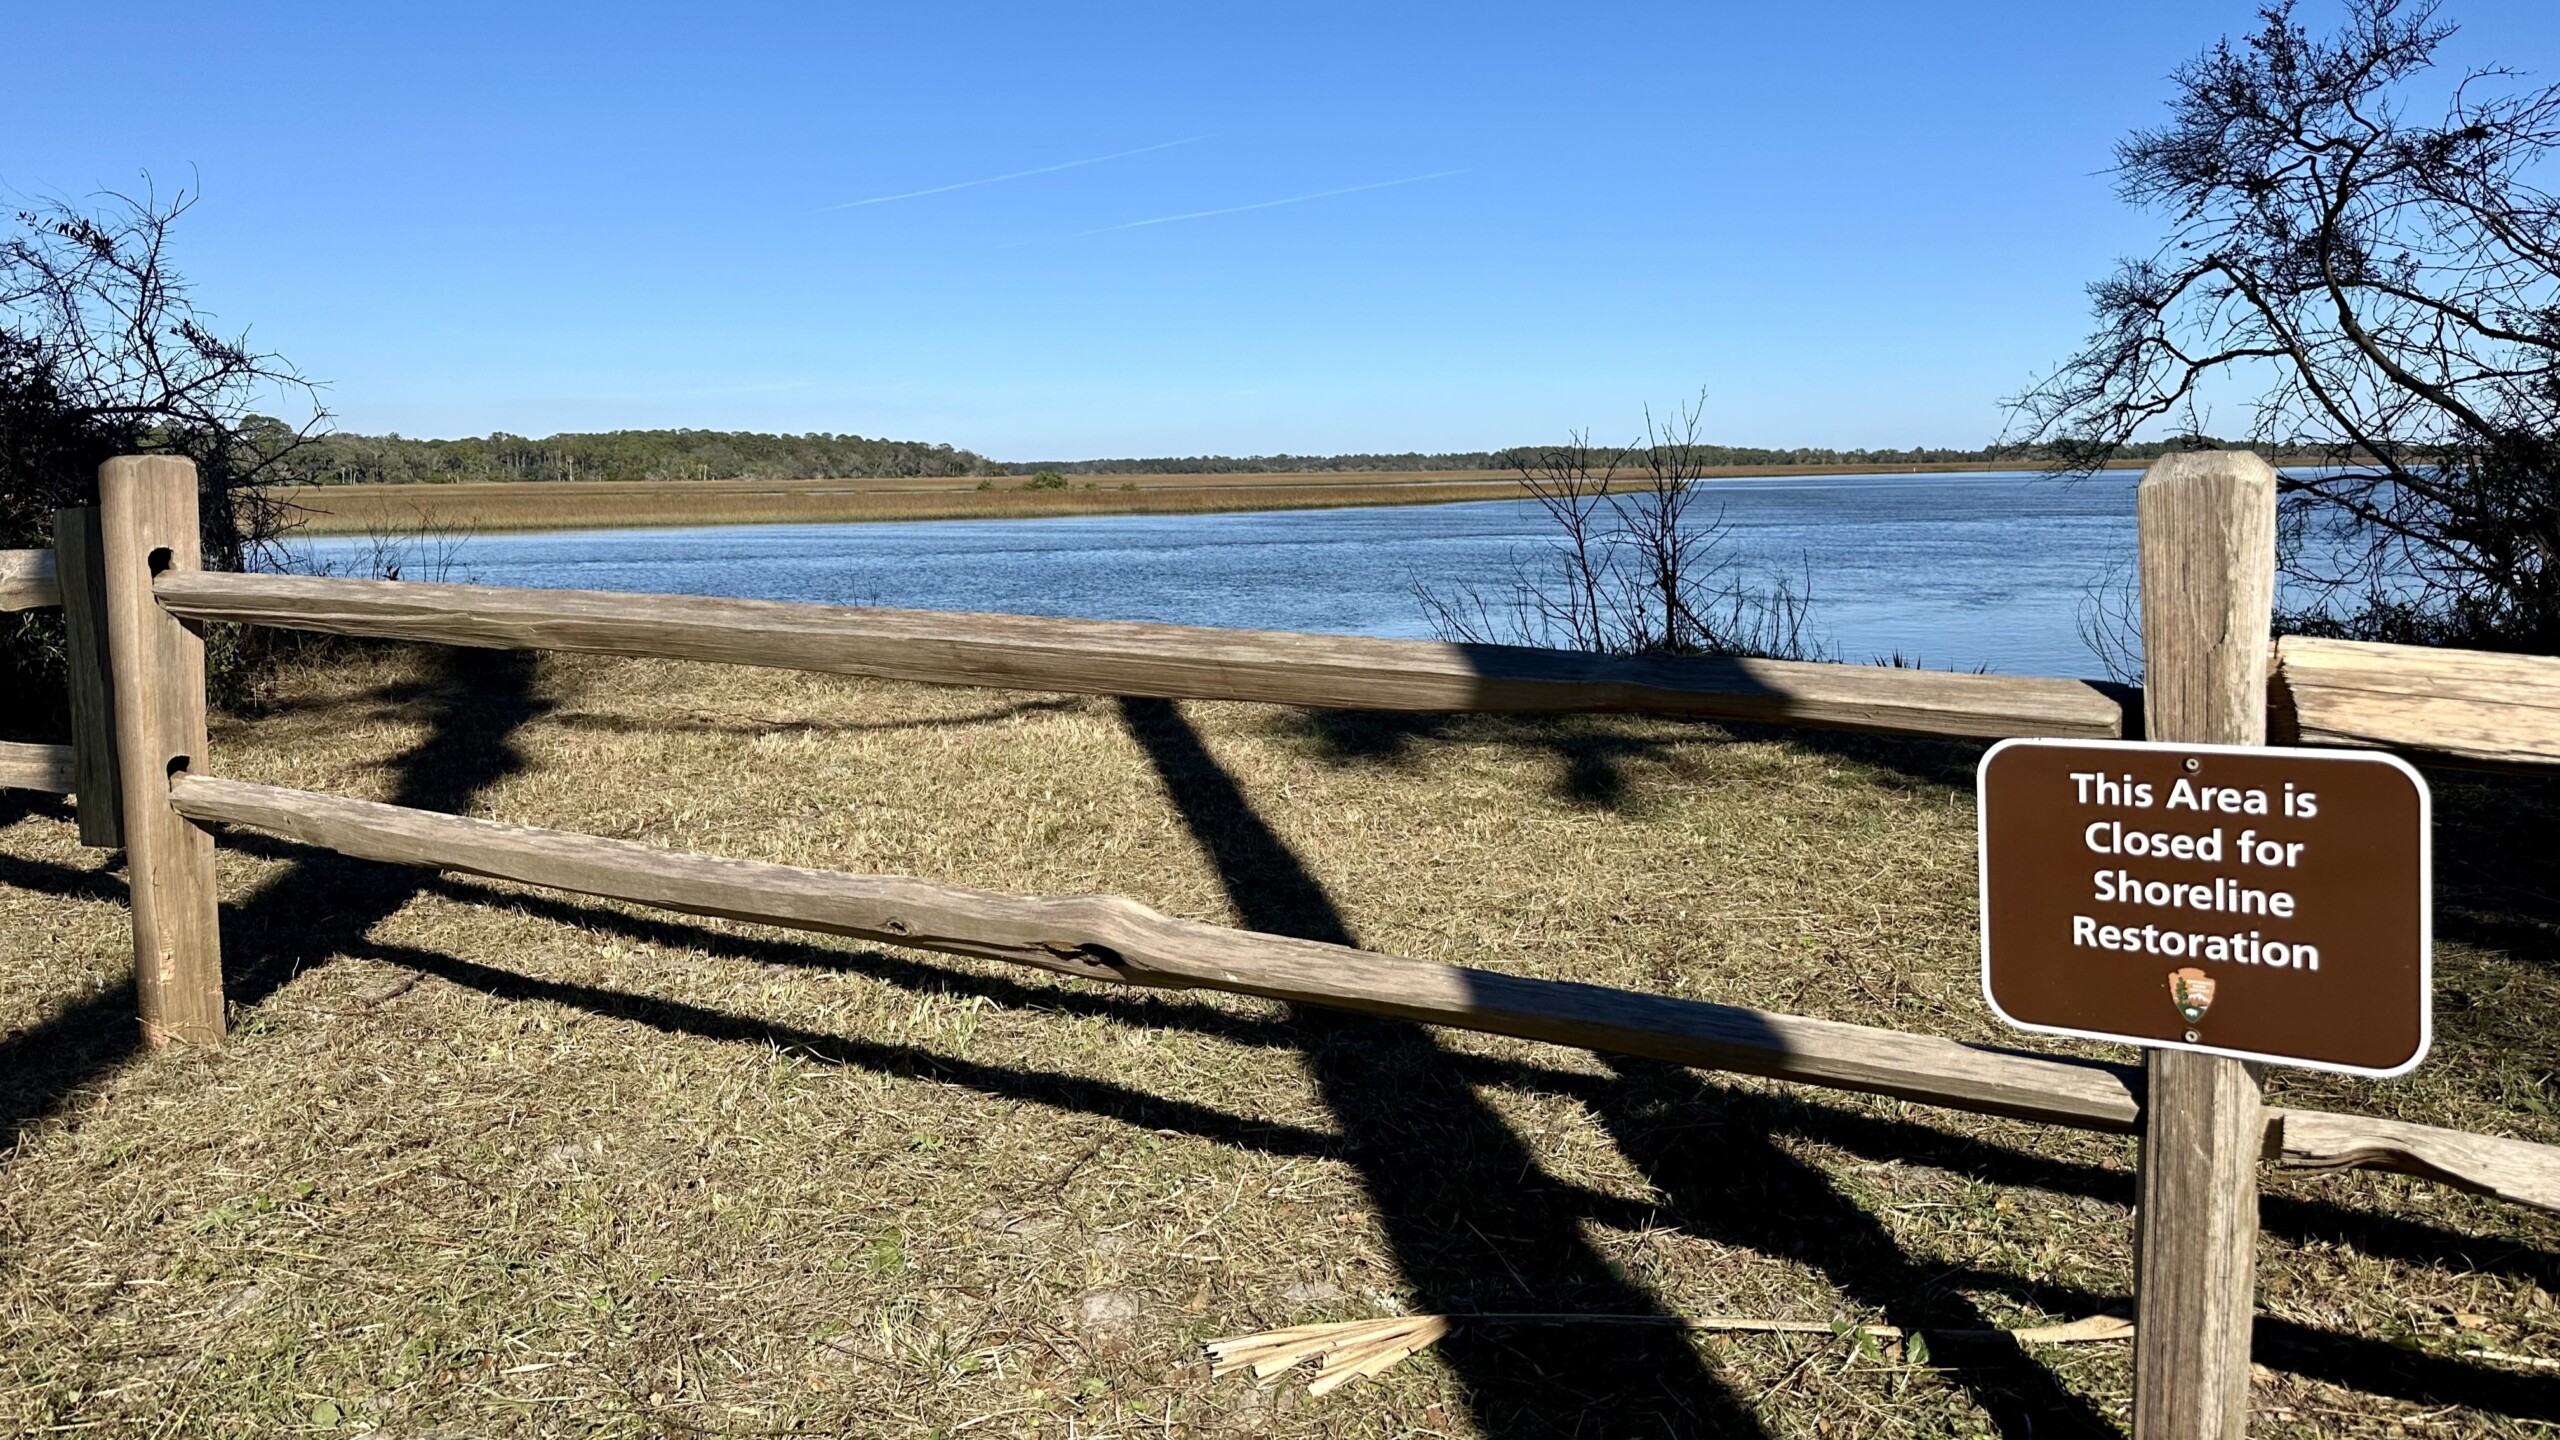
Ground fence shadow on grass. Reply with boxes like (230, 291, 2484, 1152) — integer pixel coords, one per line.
(245, 872, 2560, 1426)
(0, 647, 550, 1160)
(1282, 708, 1990, 816)
(0, 789, 71, 831)
(546, 695, 1091, 740)
(324, 934, 1348, 1165)
(1586, 1059, 2124, 1437)
(216, 647, 553, 1010)
(1945, 1265, 2560, 1419)
(0, 827, 135, 1154)
(182, 779, 2560, 1428)
(0, 753, 133, 1142)
(0, 849, 138, 1153)
(1115, 696, 1760, 1438)
(2426, 767, 2560, 974)
(1288, 710, 1657, 810)
(255, 856, 2560, 1302)
(13, 652, 2556, 1429)
(330, 897, 2560, 1429)
(1128, 697, 2551, 1430)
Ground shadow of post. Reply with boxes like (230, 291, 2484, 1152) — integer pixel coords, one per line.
(1585, 1059, 2123, 1438)
(1116, 697, 1758, 1438)
(0, 647, 552, 1157)
(218, 648, 553, 1007)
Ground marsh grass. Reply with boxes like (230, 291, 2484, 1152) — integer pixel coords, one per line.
(269, 461, 2145, 539)
(272, 472, 1529, 537)
(1, 647, 2556, 1436)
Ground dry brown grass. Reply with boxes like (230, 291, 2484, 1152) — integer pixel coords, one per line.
(2, 644, 2556, 1437)
(271, 461, 2146, 537)
(273, 472, 1525, 537)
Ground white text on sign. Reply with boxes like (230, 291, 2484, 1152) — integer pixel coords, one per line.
(2066, 771, 2321, 971)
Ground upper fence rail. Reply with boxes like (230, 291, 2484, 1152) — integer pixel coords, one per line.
(147, 569, 2560, 765)
(0, 739, 74, 792)
(2273, 635, 2560, 768)
(148, 572, 2130, 739)
(11, 549, 2560, 767)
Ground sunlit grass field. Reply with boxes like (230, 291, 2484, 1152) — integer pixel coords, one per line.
(2, 644, 2554, 1436)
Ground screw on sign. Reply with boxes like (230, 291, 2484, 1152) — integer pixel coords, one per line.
(1976, 738, 2432, 1077)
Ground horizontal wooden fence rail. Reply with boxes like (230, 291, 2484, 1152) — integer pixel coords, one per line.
(167, 773, 2141, 1129)
(0, 741, 76, 793)
(165, 772, 2560, 1211)
(2271, 635, 2560, 769)
(1, 548, 60, 611)
(151, 572, 2560, 765)
(2269, 1109, 2560, 1211)
(151, 572, 2135, 741)
(5, 576, 2539, 787)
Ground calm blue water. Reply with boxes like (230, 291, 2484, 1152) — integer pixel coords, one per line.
(288, 470, 2148, 677)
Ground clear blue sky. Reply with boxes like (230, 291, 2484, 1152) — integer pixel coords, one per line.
(13, 1, 2558, 459)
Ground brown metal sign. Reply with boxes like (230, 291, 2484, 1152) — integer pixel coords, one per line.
(1978, 739, 2431, 1077)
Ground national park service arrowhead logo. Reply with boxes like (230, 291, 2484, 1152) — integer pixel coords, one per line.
(2169, 967, 2216, 1024)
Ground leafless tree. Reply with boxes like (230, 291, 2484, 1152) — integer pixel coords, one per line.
(2010, 0, 2560, 652)
(3, 184, 324, 723)
(1418, 394, 1821, 659)
(2, 183, 323, 562)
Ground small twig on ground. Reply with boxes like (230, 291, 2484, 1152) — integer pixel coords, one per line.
(2460, 1348, 2560, 1371)
(1203, 1311, 2134, 1394)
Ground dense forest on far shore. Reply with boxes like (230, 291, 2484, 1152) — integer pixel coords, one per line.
(270, 429, 991, 486)
(268, 425, 2305, 486)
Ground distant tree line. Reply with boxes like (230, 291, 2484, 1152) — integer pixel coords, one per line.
(977, 443, 2119, 476)
(272, 428, 990, 486)
(986, 440, 2279, 477)
(270, 430, 2317, 487)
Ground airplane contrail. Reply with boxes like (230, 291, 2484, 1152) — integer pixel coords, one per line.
(1059, 169, 1470, 238)
(814, 135, 1213, 213)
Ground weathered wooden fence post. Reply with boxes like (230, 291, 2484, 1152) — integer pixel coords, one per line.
(2132, 451, 2278, 1438)
(53, 505, 124, 848)
(98, 456, 225, 1047)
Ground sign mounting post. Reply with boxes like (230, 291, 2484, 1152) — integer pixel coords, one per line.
(1980, 453, 2433, 1437)
(2133, 452, 2276, 1438)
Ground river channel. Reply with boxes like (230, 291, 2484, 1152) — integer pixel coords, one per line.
(291, 469, 2152, 677)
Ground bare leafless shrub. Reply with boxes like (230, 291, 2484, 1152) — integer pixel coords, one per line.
(1418, 395, 1825, 660)
(294, 512, 478, 585)
(2076, 560, 2145, 685)
(1, 185, 325, 728)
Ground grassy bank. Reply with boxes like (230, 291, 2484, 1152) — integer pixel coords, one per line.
(3, 646, 2554, 1435)
(274, 461, 2143, 537)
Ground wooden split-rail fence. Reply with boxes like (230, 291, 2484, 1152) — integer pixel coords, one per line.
(7, 452, 2560, 1435)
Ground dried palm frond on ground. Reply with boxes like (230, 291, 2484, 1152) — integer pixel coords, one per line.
(1209, 1315, 1459, 1396)
(1206, 1311, 2137, 1393)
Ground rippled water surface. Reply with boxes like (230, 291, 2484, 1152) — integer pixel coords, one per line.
(293, 470, 2148, 677)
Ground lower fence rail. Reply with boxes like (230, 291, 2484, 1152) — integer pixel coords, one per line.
(164, 772, 2560, 1213)
(0, 740, 75, 794)
(0, 548, 59, 611)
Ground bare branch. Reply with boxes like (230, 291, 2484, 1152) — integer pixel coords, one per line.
(2010, 0, 2560, 651)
